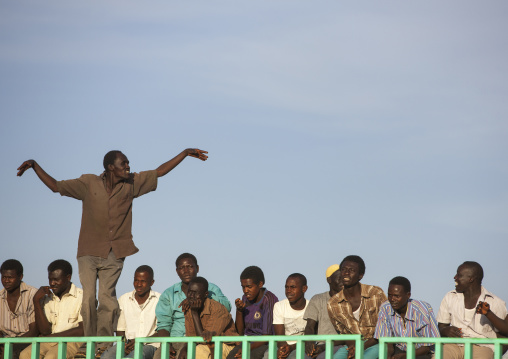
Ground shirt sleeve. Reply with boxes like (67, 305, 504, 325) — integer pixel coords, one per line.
(56, 176, 88, 200)
(303, 296, 319, 322)
(155, 290, 174, 333)
(273, 301, 284, 325)
(208, 283, 232, 312)
(436, 293, 451, 324)
(206, 302, 233, 335)
(116, 297, 127, 332)
(133, 171, 158, 198)
(373, 302, 392, 339)
(27, 287, 37, 324)
(262, 292, 278, 335)
(420, 302, 440, 342)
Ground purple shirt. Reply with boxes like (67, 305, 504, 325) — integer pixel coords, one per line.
(242, 289, 278, 336)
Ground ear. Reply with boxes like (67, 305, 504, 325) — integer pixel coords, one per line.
(196, 265, 200, 274)
(107, 163, 115, 171)
(150, 279, 155, 286)
(66, 274, 72, 282)
(326, 277, 331, 284)
(258, 281, 264, 288)
(302, 285, 308, 293)
(20, 274, 24, 281)
(359, 273, 364, 281)
(204, 291, 209, 298)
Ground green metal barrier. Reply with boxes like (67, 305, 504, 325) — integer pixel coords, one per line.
(377, 336, 508, 359)
(2, 335, 507, 359)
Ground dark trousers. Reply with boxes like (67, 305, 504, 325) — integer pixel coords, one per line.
(227, 344, 268, 359)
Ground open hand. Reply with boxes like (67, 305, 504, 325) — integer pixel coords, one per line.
(186, 149, 208, 161)
(17, 160, 35, 176)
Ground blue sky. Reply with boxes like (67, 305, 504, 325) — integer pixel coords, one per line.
(1, 1, 507, 312)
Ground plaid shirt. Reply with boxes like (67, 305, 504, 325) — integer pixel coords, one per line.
(327, 284, 387, 339)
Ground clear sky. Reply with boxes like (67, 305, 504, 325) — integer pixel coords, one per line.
(1, 1, 507, 312)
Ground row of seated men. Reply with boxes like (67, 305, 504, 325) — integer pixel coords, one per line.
(1, 254, 507, 359)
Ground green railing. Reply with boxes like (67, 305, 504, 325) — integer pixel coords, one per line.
(1, 335, 507, 359)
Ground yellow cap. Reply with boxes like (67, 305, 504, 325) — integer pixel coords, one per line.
(326, 264, 340, 278)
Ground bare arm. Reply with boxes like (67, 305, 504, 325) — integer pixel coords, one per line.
(19, 322, 39, 338)
(234, 299, 245, 335)
(48, 322, 84, 337)
(17, 160, 58, 192)
(438, 322, 462, 338)
(477, 302, 508, 336)
(33, 287, 52, 336)
(156, 149, 208, 178)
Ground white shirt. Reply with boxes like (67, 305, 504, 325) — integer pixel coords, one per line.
(43, 283, 83, 334)
(437, 286, 507, 349)
(273, 299, 309, 345)
(117, 290, 160, 347)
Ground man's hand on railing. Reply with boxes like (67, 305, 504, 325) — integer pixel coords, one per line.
(169, 345, 177, 359)
(305, 343, 323, 358)
(233, 348, 243, 358)
(277, 344, 291, 359)
(201, 330, 217, 343)
(124, 340, 135, 355)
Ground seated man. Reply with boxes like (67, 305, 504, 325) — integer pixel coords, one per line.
(374, 276, 440, 359)
(20, 260, 84, 359)
(101, 265, 160, 359)
(272, 273, 309, 359)
(179, 277, 238, 359)
(155, 253, 231, 359)
(227, 266, 278, 359)
(327, 255, 387, 359)
(303, 265, 344, 359)
(0, 260, 38, 359)
(437, 261, 508, 359)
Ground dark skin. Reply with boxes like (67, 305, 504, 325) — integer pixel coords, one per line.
(386, 285, 430, 359)
(274, 277, 308, 359)
(178, 282, 215, 359)
(33, 270, 84, 337)
(156, 257, 200, 358)
(233, 279, 267, 358)
(339, 261, 377, 359)
(16, 148, 208, 193)
(116, 271, 155, 355)
(0, 269, 38, 357)
(439, 264, 508, 338)
(304, 270, 344, 358)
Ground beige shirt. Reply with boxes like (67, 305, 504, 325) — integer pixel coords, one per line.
(117, 290, 160, 347)
(57, 170, 157, 259)
(437, 286, 508, 349)
(43, 283, 83, 334)
(0, 282, 37, 337)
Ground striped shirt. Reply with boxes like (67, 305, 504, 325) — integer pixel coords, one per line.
(0, 282, 37, 337)
(327, 284, 387, 339)
(374, 299, 440, 351)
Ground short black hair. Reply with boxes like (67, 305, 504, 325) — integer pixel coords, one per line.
(175, 253, 198, 267)
(189, 276, 209, 291)
(135, 265, 154, 280)
(340, 255, 366, 275)
(103, 150, 122, 172)
(240, 266, 265, 285)
(287, 273, 307, 286)
(47, 260, 72, 277)
(461, 261, 484, 283)
(389, 276, 411, 293)
(0, 259, 23, 276)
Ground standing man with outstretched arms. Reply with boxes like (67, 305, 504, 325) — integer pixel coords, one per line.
(16, 148, 208, 344)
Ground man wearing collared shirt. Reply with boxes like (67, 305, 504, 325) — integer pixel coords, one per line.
(17, 148, 208, 339)
(20, 260, 84, 359)
(327, 255, 387, 359)
(179, 277, 238, 359)
(0, 260, 38, 359)
(101, 265, 160, 359)
(154, 253, 231, 359)
(437, 261, 508, 359)
(374, 276, 440, 359)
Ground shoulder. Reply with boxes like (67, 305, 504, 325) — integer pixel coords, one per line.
(208, 282, 223, 291)
(264, 290, 279, 303)
(160, 283, 180, 298)
(361, 284, 386, 299)
(118, 292, 134, 302)
(70, 284, 83, 298)
(410, 299, 433, 313)
(309, 292, 328, 303)
(379, 300, 392, 312)
(274, 299, 289, 309)
(20, 282, 38, 294)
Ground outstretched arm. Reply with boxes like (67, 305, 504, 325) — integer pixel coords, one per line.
(156, 149, 208, 178)
(17, 160, 58, 192)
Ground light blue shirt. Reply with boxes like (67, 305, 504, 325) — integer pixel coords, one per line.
(155, 282, 231, 337)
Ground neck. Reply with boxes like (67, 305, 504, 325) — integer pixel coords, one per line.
(329, 287, 339, 297)
(343, 282, 361, 298)
(463, 284, 482, 299)
(397, 302, 408, 317)
(289, 297, 306, 311)
(6, 286, 21, 297)
(105, 171, 122, 190)
(135, 290, 150, 304)
(252, 288, 265, 303)
(57, 284, 72, 299)
(182, 282, 189, 296)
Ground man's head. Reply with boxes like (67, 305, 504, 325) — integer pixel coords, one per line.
(387, 276, 411, 313)
(47, 260, 72, 297)
(240, 266, 265, 303)
(285, 273, 308, 305)
(176, 253, 199, 284)
(339, 255, 365, 288)
(1, 259, 24, 293)
(187, 276, 209, 310)
(134, 265, 154, 297)
(454, 261, 483, 293)
(103, 150, 130, 179)
(326, 264, 343, 294)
